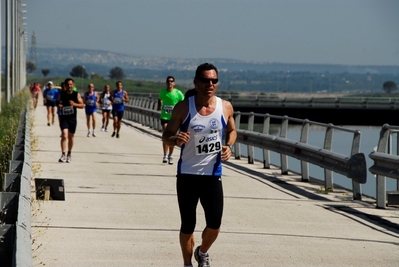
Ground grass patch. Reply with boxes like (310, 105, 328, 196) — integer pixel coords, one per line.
(0, 89, 30, 188)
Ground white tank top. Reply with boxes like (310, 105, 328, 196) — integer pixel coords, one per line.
(177, 96, 227, 176)
(102, 92, 112, 110)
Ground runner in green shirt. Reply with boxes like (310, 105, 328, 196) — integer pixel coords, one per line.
(157, 76, 184, 164)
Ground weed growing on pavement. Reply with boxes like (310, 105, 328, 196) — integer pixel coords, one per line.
(317, 186, 333, 194)
(28, 98, 50, 266)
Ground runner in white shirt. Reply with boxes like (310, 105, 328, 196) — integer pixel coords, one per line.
(162, 63, 237, 267)
(99, 84, 112, 132)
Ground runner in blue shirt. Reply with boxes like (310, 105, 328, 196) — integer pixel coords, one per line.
(83, 83, 99, 137)
(43, 81, 60, 126)
(110, 81, 129, 138)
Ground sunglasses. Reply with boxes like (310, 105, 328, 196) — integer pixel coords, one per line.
(197, 77, 218, 84)
(167, 80, 174, 83)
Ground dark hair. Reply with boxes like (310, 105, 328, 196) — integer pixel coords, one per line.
(116, 81, 122, 86)
(103, 84, 110, 92)
(64, 78, 74, 84)
(195, 63, 218, 79)
(166, 76, 175, 82)
(185, 88, 196, 97)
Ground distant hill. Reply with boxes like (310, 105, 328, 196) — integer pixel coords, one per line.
(5, 46, 397, 77)
(2, 47, 398, 93)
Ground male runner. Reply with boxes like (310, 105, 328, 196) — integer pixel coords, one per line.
(57, 78, 84, 163)
(110, 81, 129, 138)
(162, 63, 237, 267)
(157, 76, 184, 164)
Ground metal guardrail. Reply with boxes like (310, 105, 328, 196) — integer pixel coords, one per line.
(233, 112, 366, 200)
(0, 109, 32, 267)
(125, 97, 367, 200)
(368, 124, 399, 208)
(228, 96, 399, 110)
(130, 93, 399, 110)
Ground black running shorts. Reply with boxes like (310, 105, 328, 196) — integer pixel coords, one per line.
(176, 174, 224, 234)
(59, 117, 77, 134)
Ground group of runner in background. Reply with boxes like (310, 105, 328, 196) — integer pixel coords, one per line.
(29, 76, 187, 165)
(29, 79, 129, 163)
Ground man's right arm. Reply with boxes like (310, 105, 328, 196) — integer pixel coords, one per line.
(162, 101, 189, 146)
(157, 99, 162, 111)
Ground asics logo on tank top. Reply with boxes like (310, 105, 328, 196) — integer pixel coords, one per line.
(199, 135, 218, 143)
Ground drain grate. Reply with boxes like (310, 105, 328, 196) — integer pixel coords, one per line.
(34, 178, 65, 201)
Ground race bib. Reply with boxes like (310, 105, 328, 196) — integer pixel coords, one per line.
(86, 99, 95, 106)
(103, 98, 111, 105)
(163, 105, 174, 114)
(46, 94, 54, 101)
(194, 133, 222, 156)
(62, 106, 74, 115)
(114, 97, 123, 104)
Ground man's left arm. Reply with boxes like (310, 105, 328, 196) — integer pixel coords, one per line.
(123, 91, 129, 102)
(222, 100, 237, 161)
(72, 93, 85, 109)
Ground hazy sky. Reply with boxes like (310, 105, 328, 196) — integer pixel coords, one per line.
(3, 0, 399, 66)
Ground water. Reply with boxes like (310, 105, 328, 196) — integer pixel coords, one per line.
(238, 125, 398, 199)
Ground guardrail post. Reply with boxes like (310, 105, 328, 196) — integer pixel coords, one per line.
(362, 98, 368, 109)
(324, 124, 334, 189)
(390, 99, 395, 109)
(132, 98, 138, 121)
(308, 98, 314, 107)
(280, 116, 289, 175)
(141, 99, 150, 126)
(300, 120, 310, 181)
(233, 112, 241, 159)
(262, 114, 271, 169)
(335, 99, 340, 108)
(139, 98, 145, 124)
(247, 112, 255, 164)
(351, 130, 362, 200)
(375, 125, 390, 208)
(148, 99, 153, 129)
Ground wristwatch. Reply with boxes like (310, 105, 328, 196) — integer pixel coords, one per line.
(228, 144, 234, 152)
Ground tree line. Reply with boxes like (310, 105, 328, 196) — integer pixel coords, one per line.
(26, 61, 125, 80)
(25, 61, 398, 94)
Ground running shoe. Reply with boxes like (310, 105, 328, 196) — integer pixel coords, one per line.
(116, 133, 120, 138)
(194, 246, 210, 267)
(105, 127, 108, 132)
(59, 154, 66, 163)
(52, 118, 55, 125)
(47, 122, 50, 126)
(162, 156, 168, 163)
(66, 155, 71, 163)
(101, 126, 105, 132)
(111, 132, 116, 137)
(168, 156, 174, 165)
(92, 132, 96, 137)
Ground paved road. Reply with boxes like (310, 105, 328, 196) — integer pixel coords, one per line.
(31, 99, 399, 267)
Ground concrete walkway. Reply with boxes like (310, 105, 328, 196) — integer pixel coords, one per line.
(31, 98, 399, 267)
